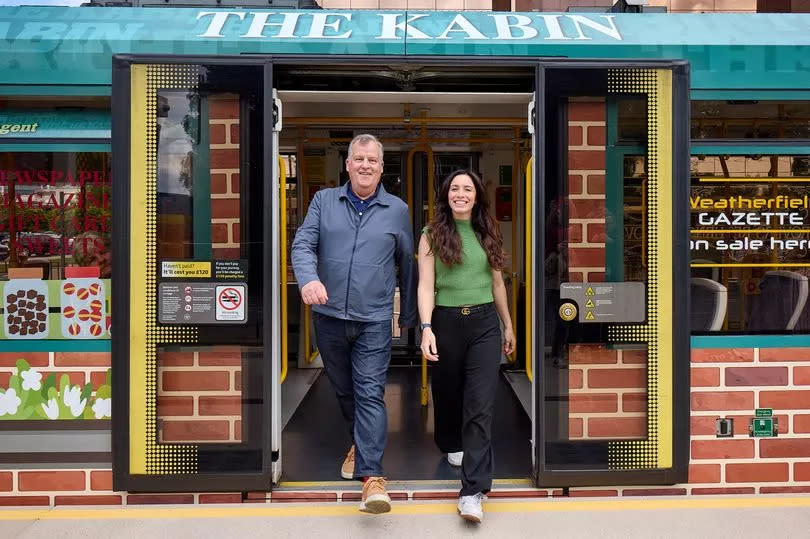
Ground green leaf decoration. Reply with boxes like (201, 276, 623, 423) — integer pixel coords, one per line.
(105, 368, 111, 387)
(47, 386, 57, 400)
(9, 375, 21, 395)
(59, 374, 70, 393)
(95, 384, 111, 400)
(41, 373, 56, 400)
(15, 359, 30, 374)
(80, 383, 93, 402)
(83, 405, 95, 420)
(13, 405, 34, 420)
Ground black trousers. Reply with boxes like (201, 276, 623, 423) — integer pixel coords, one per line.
(430, 303, 501, 496)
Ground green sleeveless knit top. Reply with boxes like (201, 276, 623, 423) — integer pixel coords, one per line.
(430, 219, 494, 307)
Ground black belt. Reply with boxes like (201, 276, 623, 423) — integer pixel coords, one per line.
(435, 303, 495, 316)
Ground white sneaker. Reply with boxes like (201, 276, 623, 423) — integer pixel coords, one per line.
(447, 451, 463, 467)
(457, 492, 486, 523)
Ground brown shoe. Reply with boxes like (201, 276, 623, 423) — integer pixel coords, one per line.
(359, 476, 391, 514)
(341, 445, 355, 480)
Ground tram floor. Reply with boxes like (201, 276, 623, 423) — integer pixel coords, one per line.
(281, 366, 532, 483)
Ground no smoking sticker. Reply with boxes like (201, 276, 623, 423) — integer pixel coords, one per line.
(215, 285, 246, 321)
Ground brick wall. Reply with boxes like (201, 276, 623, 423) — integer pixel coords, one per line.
(0, 351, 110, 405)
(567, 100, 606, 283)
(210, 94, 241, 260)
(157, 346, 242, 443)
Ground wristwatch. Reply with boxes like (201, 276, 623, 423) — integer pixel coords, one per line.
(420, 322, 432, 331)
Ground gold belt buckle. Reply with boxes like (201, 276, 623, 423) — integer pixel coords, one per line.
(461, 307, 471, 315)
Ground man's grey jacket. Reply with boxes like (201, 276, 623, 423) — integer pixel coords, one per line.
(291, 182, 418, 327)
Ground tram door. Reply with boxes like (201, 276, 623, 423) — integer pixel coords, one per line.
(534, 63, 690, 487)
(112, 60, 281, 492)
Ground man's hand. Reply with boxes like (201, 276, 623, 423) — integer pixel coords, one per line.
(301, 280, 329, 305)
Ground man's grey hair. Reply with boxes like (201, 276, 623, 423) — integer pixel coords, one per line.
(347, 133, 384, 162)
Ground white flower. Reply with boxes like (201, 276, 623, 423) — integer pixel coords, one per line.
(91, 397, 111, 419)
(0, 389, 22, 416)
(41, 398, 59, 420)
(20, 369, 42, 391)
(62, 386, 87, 418)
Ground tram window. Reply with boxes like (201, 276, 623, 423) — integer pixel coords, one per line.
(692, 100, 810, 139)
(690, 154, 810, 333)
(0, 151, 111, 280)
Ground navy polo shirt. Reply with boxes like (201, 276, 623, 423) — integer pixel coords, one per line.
(346, 183, 379, 215)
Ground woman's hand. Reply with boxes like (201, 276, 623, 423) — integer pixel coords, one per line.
(502, 326, 516, 356)
(420, 328, 439, 362)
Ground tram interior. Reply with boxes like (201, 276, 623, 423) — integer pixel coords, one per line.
(275, 64, 536, 483)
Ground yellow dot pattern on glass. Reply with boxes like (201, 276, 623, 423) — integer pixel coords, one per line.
(605, 69, 672, 470)
(139, 64, 201, 475)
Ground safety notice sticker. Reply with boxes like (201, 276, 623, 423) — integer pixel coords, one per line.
(215, 285, 246, 321)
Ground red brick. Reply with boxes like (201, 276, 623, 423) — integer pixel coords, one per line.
(691, 348, 753, 363)
(586, 126, 606, 146)
(0, 472, 11, 491)
(162, 420, 230, 441)
(587, 272, 605, 282)
(162, 371, 230, 391)
(691, 416, 719, 435)
(230, 123, 240, 145)
(586, 174, 606, 195)
(235, 420, 242, 441)
(412, 491, 459, 500)
(622, 350, 647, 364)
(211, 173, 228, 194)
(569, 394, 617, 413)
(588, 368, 646, 389)
(760, 439, 810, 458)
(209, 99, 239, 119)
(213, 248, 241, 259)
(569, 248, 605, 267)
(568, 489, 618, 497)
(89, 371, 108, 390)
(200, 494, 243, 504)
(158, 396, 194, 417)
(794, 414, 810, 433)
(199, 347, 242, 366)
(622, 488, 686, 496)
(157, 351, 195, 367)
(199, 396, 241, 416)
(19, 471, 85, 491)
(569, 174, 583, 194)
(760, 347, 810, 362)
(569, 369, 583, 389)
(691, 391, 754, 411)
(794, 367, 810, 385)
(569, 199, 606, 219)
(794, 462, 810, 481)
(726, 463, 789, 483)
(0, 352, 48, 367)
(569, 125, 583, 146)
(569, 272, 583, 282)
(55, 495, 122, 506)
(760, 486, 810, 494)
(586, 223, 606, 243)
(587, 417, 646, 438)
(570, 345, 617, 364)
(487, 490, 549, 498)
(688, 464, 721, 483)
(234, 370, 242, 391)
(569, 223, 583, 243)
(270, 492, 338, 503)
(54, 352, 110, 367)
(0, 496, 50, 506)
(623, 393, 647, 412)
(212, 223, 229, 244)
(569, 150, 606, 171)
(209, 123, 226, 145)
(211, 198, 240, 219)
(90, 471, 112, 491)
(233, 223, 240, 242)
(692, 487, 755, 495)
(127, 494, 195, 505)
(211, 149, 239, 169)
(569, 418, 583, 438)
(569, 102, 606, 122)
(691, 367, 720, 387)
(691, 439, 754, 459)
(231, 173, 240, 194)
(760, 390, 810, 409)
(725, 366, 788, 386)
(0, 372, 9, 387)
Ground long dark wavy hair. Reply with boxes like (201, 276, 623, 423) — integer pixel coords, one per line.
(426, 169, 505, 270)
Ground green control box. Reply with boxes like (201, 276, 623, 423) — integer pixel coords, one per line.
(750, 408, 778, 437)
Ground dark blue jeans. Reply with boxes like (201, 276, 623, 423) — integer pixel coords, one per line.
(313, 312, 392, 478)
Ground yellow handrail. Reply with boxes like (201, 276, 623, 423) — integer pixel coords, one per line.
(525, 158, 533, 383)
(280, 155, 288, 384)
(407, 143, 435, 407)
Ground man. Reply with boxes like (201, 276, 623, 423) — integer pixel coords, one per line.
(291, 134, 417, 514)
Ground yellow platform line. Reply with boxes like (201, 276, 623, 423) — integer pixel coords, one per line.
(1, 496, 810, 521)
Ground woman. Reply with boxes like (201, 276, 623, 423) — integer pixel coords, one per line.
(417, 169, 515, 524)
